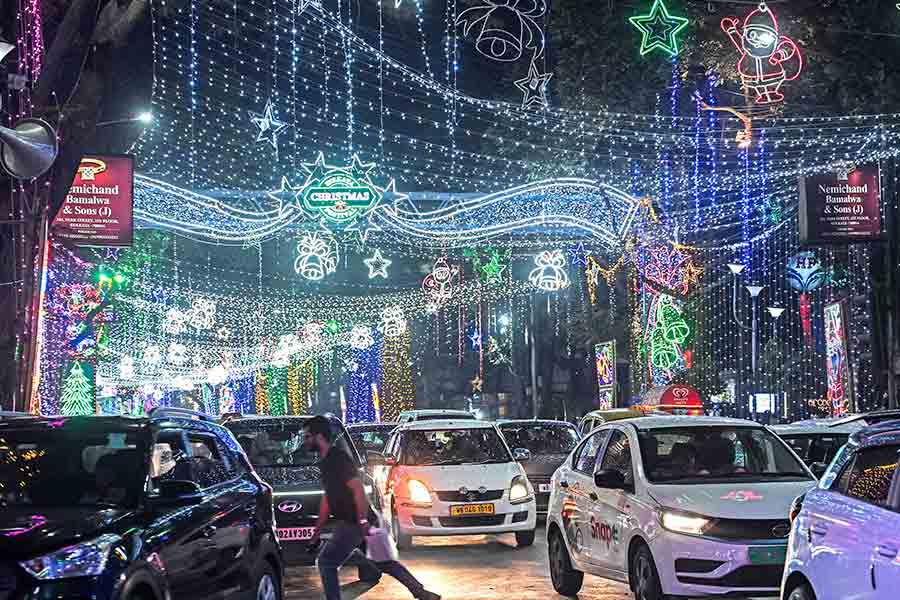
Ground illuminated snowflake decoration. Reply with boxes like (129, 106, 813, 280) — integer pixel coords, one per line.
(294, 232, 339, 281)
(143, 344, 162, 367)
(206, 364, 228, 386)
(272, 333, 303, 367)
(188, 298, 217, 331)
(162, 308, 188, 335)
(167, 342, 188, 365)
(350, 325, 375, 350)
(301, 321, 326, 346)
(529, 250, 570, 291)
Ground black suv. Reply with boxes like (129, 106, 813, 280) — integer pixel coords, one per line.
(224, 415, 379, 576)
(0, 408, 282, 600)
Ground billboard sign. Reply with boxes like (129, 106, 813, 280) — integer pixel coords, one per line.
(799, 163, 882, 244)
(53, 155, 134, 246)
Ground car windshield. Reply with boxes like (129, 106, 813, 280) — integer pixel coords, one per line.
(499, 423, 580, 455)
(638, 426, 812, 484)
(0, 426, 146, 508)
(349, 427, 394, 454)
(400, 428, 511, 466)
(227, 420, 356, 467)
(778, 433, 849, 465)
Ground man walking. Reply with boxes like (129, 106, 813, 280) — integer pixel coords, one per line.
(304, 416, 440, 600)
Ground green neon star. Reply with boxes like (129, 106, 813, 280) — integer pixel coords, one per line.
(629, 0, 689, 58)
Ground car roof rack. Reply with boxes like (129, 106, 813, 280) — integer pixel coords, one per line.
(148, 407, 215, 423)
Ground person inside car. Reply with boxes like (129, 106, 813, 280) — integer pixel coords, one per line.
(669, 442, 698, 476)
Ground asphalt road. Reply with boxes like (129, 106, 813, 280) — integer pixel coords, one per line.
(283, 527, 632, 600)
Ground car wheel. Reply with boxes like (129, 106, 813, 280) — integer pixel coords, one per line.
(631, 544, 665, 600)
(548, 528, 583, 596)
(787, 583, 816, 600)
(391, 504, 412, 550)
(515, 528, 536, 547)
(255, 563, 280, 600)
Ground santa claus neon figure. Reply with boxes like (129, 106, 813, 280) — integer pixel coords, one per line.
(721, 2, 803, 104)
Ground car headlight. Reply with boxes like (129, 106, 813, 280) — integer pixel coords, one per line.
(509, 475, 532, 504)
(407, 479, 432, 506)
(660, 511, 711, 536)
(20, 534, 121, 580)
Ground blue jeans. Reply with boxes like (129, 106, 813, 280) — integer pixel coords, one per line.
(316, 522, 426, 600)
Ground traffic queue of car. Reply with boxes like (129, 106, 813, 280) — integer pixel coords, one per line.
(2, 406, 899, 600)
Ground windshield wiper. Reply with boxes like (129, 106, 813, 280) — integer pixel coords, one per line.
(463, 458, 506, 465)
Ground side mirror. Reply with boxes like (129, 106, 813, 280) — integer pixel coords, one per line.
(594, 469, 626, 490)
(366, 450, 385, 465)
(513, 448, 531, 462)
(810, 462, 828, 478)
(152, 479, 203, 507)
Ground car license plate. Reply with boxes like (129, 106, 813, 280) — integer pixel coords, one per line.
(748, 545, 787, 565)
(538, 484, 551, 493)
(450, 503, 495, 516)
(277, 527, 316, 542)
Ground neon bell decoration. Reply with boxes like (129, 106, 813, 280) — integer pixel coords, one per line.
(721, 2, 803, 104)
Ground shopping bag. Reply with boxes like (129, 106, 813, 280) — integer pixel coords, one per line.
(365, 527, 399, 562)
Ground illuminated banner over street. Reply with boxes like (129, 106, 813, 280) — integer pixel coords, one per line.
(800, 163, 882, 245)
(53, 155, 134, 247)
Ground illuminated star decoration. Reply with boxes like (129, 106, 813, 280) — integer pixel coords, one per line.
(479, 252, 507, 283)
(514, 59, 553, 110)
(629, 0, 689, 58)
(469, 330, 483, 350)
(568, 242, 588, 267)
(267, 177, 300, 215)
(250, 99, 289, 151)
(471, 376, 483, 393)
(296, 0, 322, 13)
(363, 249, 392, 279)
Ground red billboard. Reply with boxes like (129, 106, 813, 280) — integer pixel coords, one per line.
(799, 163, 882, 245)
(53, 155, 134, 247)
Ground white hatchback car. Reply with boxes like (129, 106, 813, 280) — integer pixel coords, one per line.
(546, 416, 816, 599)
(373, 419, 537, 548)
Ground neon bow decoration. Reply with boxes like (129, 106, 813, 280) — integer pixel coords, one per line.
(294, 232, 339, 281)
(457, 0, 548, 63)
(380, 306, 407, 338)
(721, 2, 803, 104)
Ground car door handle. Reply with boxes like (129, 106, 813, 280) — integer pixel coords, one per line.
(876, 544, 899, 559)
(589, 492, 598, 501)
(559, 480, 569, 488)
(809, 524, 828, 537)
(202, 525, 217, 538)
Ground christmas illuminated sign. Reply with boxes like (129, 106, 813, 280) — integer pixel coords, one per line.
(721, 2, 802, 104)
(595, 341, 616, 410)
(297, 153, 383, 226)
(824, 301, 853, 417)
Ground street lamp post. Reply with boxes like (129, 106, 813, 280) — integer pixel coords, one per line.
(727, 264, 767, 419)
(767, 306, 786, 419)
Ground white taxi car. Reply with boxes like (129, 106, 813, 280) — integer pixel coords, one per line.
(373, 419, 537, 549)
(546, 416, 816, 599)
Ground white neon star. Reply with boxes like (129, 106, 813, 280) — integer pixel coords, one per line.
(267, 176, 300, 215)
(514, 59, 553, 110)
(297, 0, 322, 13)
(250, 99, 289, 150)
(364, 249, 392, 279)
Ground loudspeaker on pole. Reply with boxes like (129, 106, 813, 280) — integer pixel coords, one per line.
(0, 119, 59, 179)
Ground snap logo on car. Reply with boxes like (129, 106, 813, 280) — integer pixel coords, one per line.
(589, 516, 619, 548)
(277, 500, 303, 513)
